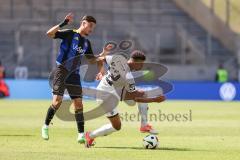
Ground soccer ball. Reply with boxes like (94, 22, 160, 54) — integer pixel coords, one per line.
(143, 134, 159, 149)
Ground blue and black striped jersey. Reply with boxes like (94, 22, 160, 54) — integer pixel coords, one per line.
(54, 29, 94, 73)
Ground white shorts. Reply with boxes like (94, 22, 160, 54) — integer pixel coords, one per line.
(96, 78, 122, 118)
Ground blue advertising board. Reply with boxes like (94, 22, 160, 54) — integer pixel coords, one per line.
(3, 80, 240, 101)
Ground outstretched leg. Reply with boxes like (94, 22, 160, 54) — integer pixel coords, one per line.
(85, 108, 121, 147)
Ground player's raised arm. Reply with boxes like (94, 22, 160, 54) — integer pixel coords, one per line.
(46, 13, 74, 38)
(87, 43, 113, 64)
(87, 44, 113, 80)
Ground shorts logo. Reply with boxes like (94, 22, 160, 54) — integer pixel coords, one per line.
(53, 85, 59, 90)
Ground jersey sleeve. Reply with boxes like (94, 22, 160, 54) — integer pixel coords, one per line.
(54, 29, 73, 39)
(85, 40, 95, 59)
(125, 72, 136, 92)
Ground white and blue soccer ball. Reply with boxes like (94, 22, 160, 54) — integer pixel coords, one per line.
(143, 134, 159, 149)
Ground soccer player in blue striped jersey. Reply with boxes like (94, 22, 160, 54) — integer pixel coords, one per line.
(41, 13, 111, 143)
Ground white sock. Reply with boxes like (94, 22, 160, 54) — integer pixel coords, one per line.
(43, 124, 49, 128)
(138, 103, 148, 127)
(78, 132, 84, 137)
(90, 124, 117, 139)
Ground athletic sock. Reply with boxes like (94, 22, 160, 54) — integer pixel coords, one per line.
(78, 132, 84, 137)
(75, 109, 84, 133)
(89, 124, 117, 139)
(138, 103, 148, 127)
(44, 105, 57, 126)
(43, 124, 49, 128)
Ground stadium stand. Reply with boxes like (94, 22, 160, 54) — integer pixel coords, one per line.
(0, 0, 238, 80)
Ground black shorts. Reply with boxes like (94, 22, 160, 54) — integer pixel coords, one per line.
(52, 65, 82, 99)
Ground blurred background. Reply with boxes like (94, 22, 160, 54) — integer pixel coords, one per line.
(0, 0, 239, 100)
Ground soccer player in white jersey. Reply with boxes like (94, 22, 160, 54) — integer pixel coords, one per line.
(84, 50, 165, 147)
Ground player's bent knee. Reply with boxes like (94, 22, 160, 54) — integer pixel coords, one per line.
(112, 122, 121, 131)
(108, 114, 121, 130)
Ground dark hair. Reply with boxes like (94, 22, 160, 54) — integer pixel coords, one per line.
(82, 15, 96, 24)
(131, 50, 146, 61)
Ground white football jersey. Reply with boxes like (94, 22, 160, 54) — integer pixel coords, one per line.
(96, 54, 136, 102)
(105, 54, 136, 92)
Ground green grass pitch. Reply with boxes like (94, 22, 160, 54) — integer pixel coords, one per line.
(0, 100, 239, 160)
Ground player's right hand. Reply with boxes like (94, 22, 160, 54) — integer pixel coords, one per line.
(64, 13, 74, 24)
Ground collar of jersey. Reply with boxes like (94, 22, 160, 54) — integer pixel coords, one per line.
(73, 29, 82, 37)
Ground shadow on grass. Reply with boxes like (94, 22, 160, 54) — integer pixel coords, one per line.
(0, 134, 34, 137)
(95, 146, 203, 152)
